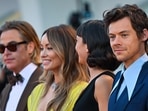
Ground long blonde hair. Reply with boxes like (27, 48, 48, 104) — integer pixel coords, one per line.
(39, 25, 89, 111)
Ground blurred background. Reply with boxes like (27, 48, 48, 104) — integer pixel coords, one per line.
(0, 0, 148, 37)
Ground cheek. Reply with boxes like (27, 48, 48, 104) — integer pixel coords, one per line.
(75, 43, 83, 55)
(47, 57, 62, 71)
(110, 41, 114, 48)
(75, 43, 80, 53)
(54, 58, 62, 67)
(78, 51, 88, 64)
(40, 51, 44, 58)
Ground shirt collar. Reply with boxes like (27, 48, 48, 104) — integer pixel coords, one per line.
(16, 63, 37, 83)
(123, 53, 148, 100)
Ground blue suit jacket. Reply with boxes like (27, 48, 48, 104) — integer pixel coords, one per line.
(108, 61, 148, 111)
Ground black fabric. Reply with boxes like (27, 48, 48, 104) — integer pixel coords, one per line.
(7, 74, 24, 86)
(0, 67, 12, 93)
(73, 71, 114, 111)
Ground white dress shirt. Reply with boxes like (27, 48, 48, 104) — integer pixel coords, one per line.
(5, 63, 37, 111)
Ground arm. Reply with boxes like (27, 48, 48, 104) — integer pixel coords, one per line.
(94, 75, 114, 111)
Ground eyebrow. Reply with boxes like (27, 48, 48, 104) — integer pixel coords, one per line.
(109, 30, 130, 35)
(40, 43, 51, 47)
(45, 44, 51, 47)
(0, 41, 21, 45)
(119, 30, 130, 34)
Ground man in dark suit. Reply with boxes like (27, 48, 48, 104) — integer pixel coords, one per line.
(0, 21, 43, 111)
(103, 4, 148, 111)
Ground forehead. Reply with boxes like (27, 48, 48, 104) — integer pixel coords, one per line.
(0, 29, 22, 44)
(109, 17, 133, 34)
(40, 34, 50, 44)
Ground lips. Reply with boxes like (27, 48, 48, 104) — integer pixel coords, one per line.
(42, 60, 51, 65)
(113, 49, 125, 55)
(114, 49, 123, 52)
(4, 58, 14, 63)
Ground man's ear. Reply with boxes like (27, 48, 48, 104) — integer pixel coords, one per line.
(142, 28, 148, 41)
(27, 41, 35, 54)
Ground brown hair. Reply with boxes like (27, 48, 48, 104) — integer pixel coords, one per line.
(103, 4, 148, 52)
(0, 20, 41, 65)
(39, 24, 89, 111)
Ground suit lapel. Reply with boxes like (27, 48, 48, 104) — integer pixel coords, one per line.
(16, 67, 42, 111)
(130, 62, 148, 100)
(0, 84, 12, 111)
(109, 61, 148, 111)
(108, 71, 122, 111)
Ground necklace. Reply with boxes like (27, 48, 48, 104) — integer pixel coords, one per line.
(51, 82, 58, 90)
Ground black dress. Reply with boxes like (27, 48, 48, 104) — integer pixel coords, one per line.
(73, 71, 114, 111)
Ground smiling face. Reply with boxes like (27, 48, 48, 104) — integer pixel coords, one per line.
(0, 29, 33, 73)
(40, 34, 62, 72)
(108, 17, 146, 67)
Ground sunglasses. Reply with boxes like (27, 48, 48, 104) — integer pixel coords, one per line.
(0, 41, 27, 54)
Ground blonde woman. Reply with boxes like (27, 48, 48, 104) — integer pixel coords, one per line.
(28, 25, 89, 111)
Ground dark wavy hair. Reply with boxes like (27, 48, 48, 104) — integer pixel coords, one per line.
(77, 20, 121, 71)
(103, 4, 148, 52)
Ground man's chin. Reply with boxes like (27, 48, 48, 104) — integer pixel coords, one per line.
(5, 65, 15, 71)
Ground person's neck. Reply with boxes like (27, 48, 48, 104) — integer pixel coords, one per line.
(124, 52, 146, 68)
(53, 73, 62, 84)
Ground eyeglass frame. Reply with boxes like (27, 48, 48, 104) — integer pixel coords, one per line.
(0, 41, 27, 54)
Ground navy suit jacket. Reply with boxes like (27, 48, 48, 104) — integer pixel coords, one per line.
(108, 61, 148, 111)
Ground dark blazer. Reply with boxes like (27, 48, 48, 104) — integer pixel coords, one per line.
(0, 67, 12, 93)
(108, 61, 148, 111)
(0, 66, 43, 111)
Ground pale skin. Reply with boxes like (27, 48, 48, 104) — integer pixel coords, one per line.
(0, 29, 34, 73)
(90, 68, 113, 111)
(108, 17, 148, 68)
(40, 34, 62, 83)
(75, 36, 114, 111)
(75, 35, 88, 64)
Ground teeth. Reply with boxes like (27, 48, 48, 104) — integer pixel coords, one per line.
(42, 60, 50, 65)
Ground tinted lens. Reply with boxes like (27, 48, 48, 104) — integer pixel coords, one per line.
(0, 43, 17, 54)
(0, 45, 5, 53)
(0, 41, 26, 54)
(7, 44, 17, 52)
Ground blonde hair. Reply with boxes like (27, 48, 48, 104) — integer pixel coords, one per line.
(39, 24, 89, 111)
